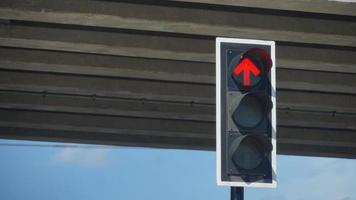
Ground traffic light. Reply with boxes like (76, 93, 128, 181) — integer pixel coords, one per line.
(216, 37, 276, 188)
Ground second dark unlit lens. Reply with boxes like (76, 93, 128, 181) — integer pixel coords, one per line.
(233, 95, 264, 129)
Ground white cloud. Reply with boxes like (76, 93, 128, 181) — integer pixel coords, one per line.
(51, 147, 110, 167)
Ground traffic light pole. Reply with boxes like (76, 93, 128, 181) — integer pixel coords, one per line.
(231, 187, 244, 200)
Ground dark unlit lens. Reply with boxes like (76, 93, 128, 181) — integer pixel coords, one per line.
(232, 137, 264, 170)
(233, 95, 264, 129)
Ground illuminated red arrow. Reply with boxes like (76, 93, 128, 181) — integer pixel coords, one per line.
(233, 58, 261, 87)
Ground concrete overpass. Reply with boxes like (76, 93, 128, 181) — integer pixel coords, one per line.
(0, 0, 355, 158)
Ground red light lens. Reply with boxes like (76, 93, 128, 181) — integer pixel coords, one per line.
(231, 48, 272, 89)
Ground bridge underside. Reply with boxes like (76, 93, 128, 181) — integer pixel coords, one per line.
(0, 0, 355, 158)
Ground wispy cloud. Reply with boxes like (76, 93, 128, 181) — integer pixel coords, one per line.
(285, 158, 356, 200)
(51, 147, 110, 168)
(251, 156, 356, 200)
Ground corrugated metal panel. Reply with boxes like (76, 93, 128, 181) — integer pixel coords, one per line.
(0, 0, 355, 158)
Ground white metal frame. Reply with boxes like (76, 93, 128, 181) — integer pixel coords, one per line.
(216, 37, 277, 188)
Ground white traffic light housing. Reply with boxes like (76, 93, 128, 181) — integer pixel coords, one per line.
(216, 37, 276, 188)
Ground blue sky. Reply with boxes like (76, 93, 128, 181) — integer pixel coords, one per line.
(0, 139, 356, 200)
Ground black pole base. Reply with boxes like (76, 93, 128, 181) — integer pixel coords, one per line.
(231, 187, 244, 200)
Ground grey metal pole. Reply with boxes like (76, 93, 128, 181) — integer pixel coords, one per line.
(231, 187, 244, 200)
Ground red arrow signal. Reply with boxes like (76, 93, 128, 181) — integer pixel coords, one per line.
(233, 58, 261, 87)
